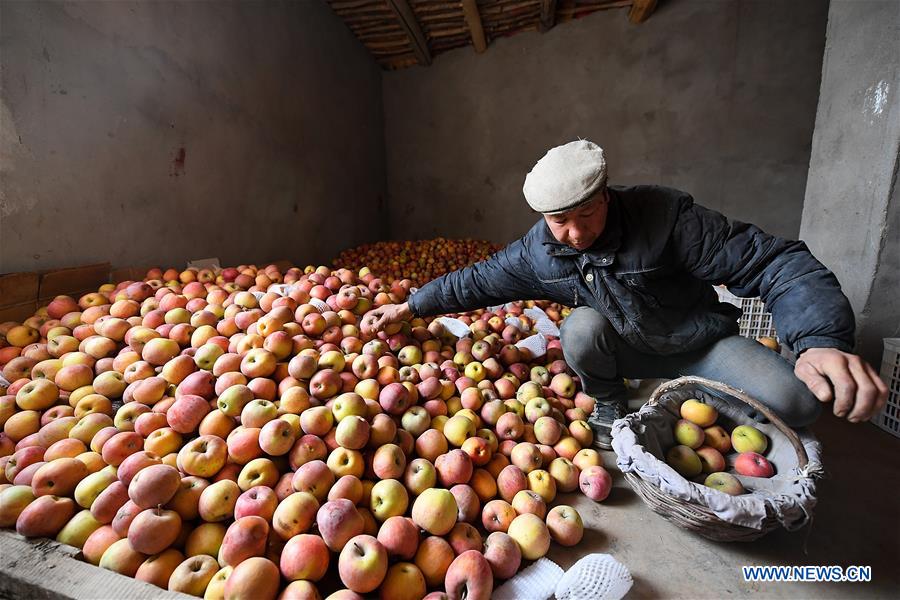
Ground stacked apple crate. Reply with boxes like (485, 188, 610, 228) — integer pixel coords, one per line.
(713, 286, 778, 341)
(873, 338, 900, 437)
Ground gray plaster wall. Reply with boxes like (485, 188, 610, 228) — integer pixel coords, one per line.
(800, 0, 900, 365)
(0, 0, 386, 273)
(383, 0, 827, 244)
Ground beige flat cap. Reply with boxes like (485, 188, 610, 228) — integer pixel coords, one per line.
(523, 140, 608, 214)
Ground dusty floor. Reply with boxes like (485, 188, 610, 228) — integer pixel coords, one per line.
(545, 381, 900, 599)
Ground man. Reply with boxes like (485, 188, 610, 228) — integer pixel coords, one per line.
(363, 140, 888, 449)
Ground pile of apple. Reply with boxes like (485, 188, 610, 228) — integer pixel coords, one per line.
(0, 263, 613, 600)
(333, 238, 502, 286)
(665, 399, 774, 496)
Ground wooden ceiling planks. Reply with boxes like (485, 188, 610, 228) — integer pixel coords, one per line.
(325, 0, 655, 69)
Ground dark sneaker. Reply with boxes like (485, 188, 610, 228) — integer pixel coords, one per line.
(588, 399, 628, 450)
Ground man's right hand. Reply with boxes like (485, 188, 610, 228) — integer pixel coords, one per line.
(361, 302, 412, 337)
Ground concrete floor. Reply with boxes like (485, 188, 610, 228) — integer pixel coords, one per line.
(546, 382, 900, 599)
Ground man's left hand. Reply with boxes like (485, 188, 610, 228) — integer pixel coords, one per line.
(794, 348, 888, 422)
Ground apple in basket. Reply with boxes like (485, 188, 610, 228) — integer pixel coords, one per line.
(665, 445, 702, 478)
(734, 452, 774, 478)
(731, 425, 768, 454)
(679, 399, 718, 428)
(704, 472, 745, 496)
(695, 446, 726, 473)
(702, 425, 732, 454)
(673, 419, 705, 449)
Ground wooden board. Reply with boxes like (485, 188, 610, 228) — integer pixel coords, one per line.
(269, 259, 295, 272)
(0, 271, 40, 307)
(0, 300, 39, 323)
(0, 531, 194, 599)
(110, 266, 151, 284)
(37, 263, 111, 300)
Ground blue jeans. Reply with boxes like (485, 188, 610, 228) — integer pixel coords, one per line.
(559, 307, 822, 427)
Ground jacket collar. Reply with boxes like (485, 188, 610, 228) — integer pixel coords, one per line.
(540, 188, 623, 266)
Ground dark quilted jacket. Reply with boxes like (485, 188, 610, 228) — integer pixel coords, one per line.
(407, 185, 855, 356)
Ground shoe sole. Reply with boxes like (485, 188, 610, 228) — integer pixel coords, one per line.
(593, 438, 613, 451)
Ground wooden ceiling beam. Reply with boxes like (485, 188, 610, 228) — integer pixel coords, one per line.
(385, 0, 432, 66)
(628, 0, 657, 23)
(428, 26, 470, 38)
(461, 0, 488, 53)
(558, 0, 575, 23)
(539, 0, 557, 32)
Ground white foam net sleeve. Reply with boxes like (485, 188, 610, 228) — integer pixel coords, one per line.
(435, 317, 471, 338)
(555, 554, 633, 600)
(250, 291, 266, 302)
(493, 558, 563, 600)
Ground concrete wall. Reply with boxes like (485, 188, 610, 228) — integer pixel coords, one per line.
(801, 0, 900, 365)
(383, 0, 827, 244)
(0, 0, 386, 273)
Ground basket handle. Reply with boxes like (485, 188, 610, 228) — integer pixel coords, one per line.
(648, 376, 809, 469)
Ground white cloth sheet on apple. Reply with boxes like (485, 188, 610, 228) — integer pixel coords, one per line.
(434, 316, 473, 339)
(515, 333, 549, 358)
(523, 306, 561, 337)
(267, 283, 291, 297)
(493, 554, 632, 600)
(611, 386, 823, 531)
(308, 298, 330, 313)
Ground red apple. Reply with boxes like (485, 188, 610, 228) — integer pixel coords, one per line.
(483, 531, 521, 579)
(579, 465, 613, 502)
(280, 533, 330, 582)
(444, 550, 493, 600)
(338, 534, 388, 594)
(734, 451, 774, 478)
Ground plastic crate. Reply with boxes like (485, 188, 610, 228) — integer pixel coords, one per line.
(713, 286, 777, 340)
(873, 338, 900, 438)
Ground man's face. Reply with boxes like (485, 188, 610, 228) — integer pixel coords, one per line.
(543, 188, 609, 251)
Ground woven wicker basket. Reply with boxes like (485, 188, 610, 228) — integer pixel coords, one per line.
(620, 376, 814, 542)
